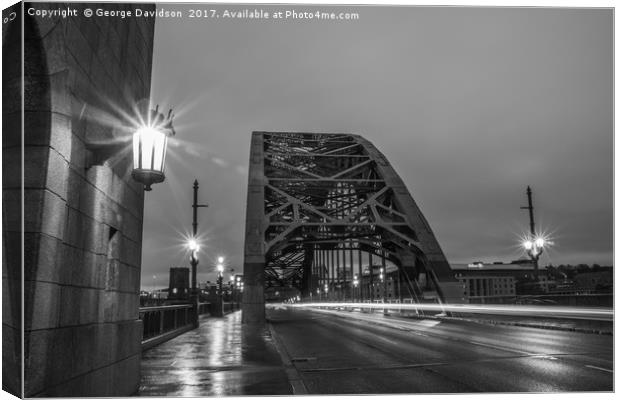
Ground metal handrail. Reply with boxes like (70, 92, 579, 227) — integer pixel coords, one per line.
(139, 304, 193, 313)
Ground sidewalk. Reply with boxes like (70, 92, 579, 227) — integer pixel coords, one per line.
(138, 311, 292, 396)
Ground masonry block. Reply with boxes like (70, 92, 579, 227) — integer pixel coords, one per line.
(23, 146, 51, 188)
(46, 147, 70, 197)
(122, 208, 143, 243)
(120, 236, 141, 268)
(59, 286, 100, 326)
(3, 77, 24, 114)
(71, 248, 107, 289)
(2, 278, 21, 327)
(65, 167, 84, 209)
(2, 111, 23, 149)
(2, 189, 21, 233)
(2, 324, 22, 396)
(28, 233, 63, 282)
(22, 110, 51, 146)
(24, 189, 67, 239)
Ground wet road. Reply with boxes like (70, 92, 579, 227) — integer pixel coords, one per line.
(267, 306, 613, 394)
(139, 311, 291, 396)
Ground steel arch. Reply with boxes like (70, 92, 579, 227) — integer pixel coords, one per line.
(242, 132, 460, 323)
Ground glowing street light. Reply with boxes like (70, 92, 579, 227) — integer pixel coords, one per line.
(215, 256, 225, 311)
(523, 236, 545, 260)
(131, 105, 175, 191)
(188, 239, 199, 252)
(187, 238, 200, 271)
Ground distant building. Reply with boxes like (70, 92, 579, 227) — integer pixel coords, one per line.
(451, 261, 539, 303)
(168, 267, 190, 300)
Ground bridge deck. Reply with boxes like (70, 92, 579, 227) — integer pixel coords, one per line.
(138, 306, 612, 395)
(138, 311, 292, 396)
(265, 306, 613, 394)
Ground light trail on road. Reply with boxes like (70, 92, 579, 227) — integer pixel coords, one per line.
(267, 306, 613, 394)
(282, 302, 613, 321)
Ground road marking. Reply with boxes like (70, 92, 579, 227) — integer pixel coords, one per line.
(585, 365, 613, 373)
(291, 357, 317, 362)
(300, 361, 449, 373)
(170, 361, 176, 366)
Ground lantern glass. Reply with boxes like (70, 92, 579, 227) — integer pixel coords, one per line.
(133, 126, 168, 172)
(132, 125, 170, 190)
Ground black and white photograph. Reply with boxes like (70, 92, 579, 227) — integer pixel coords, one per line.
(1, 0, 615, 397)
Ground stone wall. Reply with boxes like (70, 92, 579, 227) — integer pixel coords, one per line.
(3, 3, 24, 397)
(3, 2, 156, 396)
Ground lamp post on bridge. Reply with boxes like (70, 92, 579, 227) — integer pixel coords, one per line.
(188, 180, 208, 326)
(520, 186, 546, 281)
(215, 256, 225, 317)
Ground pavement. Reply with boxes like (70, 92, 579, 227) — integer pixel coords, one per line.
(138, 306, 613, 396)
(138, 311, 292, 396)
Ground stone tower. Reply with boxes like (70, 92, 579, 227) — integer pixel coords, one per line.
(3, 3, 156, 396)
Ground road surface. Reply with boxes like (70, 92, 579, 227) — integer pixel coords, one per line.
(267, 306, 613, 394)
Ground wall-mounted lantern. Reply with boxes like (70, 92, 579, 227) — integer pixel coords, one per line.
(131, 105, 175, 191)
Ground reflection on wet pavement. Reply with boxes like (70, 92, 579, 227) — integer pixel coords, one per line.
(139, 311, 292, 396)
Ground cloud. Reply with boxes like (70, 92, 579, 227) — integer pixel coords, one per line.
(211, 157, 229, 167)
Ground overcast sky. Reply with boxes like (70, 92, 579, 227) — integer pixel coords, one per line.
(140, 5, 612, 290)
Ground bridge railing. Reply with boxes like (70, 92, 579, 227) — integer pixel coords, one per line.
(140, 304, 197, 351)
(139, 301, 240, 351)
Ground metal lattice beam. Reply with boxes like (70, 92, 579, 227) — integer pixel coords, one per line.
(242, 132, 459, 324)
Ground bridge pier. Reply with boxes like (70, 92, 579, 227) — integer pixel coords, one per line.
(241, 262, 266, 324)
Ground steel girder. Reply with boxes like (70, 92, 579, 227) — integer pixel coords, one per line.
(242, 132, 458, 323)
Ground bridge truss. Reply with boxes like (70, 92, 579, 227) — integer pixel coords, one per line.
(243, 132, 459, 323)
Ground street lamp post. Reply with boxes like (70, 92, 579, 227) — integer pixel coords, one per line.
(187, 239, 200, 326)
(229, 268, 235, 310)
(187, 181, 208, 326)
(520, 186, 544, 279)
(380, 268, 386, 301)
(380, 267, 388, 315)
(191, 181, 208, 295)
(235, 276, 242, 309)
(215, 257, 225, 317)
(523, 237, 545, 277)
